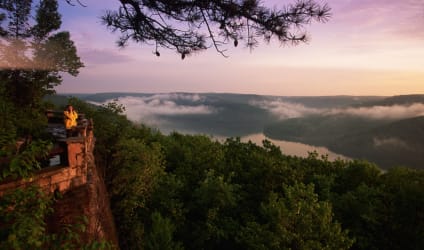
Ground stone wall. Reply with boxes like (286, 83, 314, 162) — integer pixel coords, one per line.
(0, 134, 89, 195)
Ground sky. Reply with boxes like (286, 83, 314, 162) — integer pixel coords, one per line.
(56, 0, 424, 96)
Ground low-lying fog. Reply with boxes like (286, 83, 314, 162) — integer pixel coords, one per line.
(89, 93, 424, 160)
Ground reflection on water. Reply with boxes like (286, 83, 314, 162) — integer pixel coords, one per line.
(160, 128, 349, 161)
(240, 133, 349, 161)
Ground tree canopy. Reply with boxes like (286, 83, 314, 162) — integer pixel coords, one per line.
(102, 0, 331, 57)
(0, 0, 83, 106)
(0, 0, 83, 136)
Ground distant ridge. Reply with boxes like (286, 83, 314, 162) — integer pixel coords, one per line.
(358, 94, 424, 107)
(330, 116, 424, 168)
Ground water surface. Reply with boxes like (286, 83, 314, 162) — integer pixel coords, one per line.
(240, 133, 348, 161)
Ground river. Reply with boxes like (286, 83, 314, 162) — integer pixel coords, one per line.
(240, 133, 348, 161)
(205, 132, 348, 161)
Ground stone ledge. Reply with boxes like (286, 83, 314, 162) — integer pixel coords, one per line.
(0, 165, 88, 195)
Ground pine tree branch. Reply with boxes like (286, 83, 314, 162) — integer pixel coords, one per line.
(102, 0, 331, 57)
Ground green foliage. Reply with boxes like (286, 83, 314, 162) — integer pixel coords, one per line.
(330, 164, 424, 250)
(1, 139, 52, 181)
(109, 138, 165, 249)
(0, 185, 52, 250)
(253, 183, 353, 249)
(32, 0, 61, 39)
(190, 169, 240, 248)
(0, 0, 83, 137)
(86, 107, 352, 249)
(145, 212, 183, 250)
(332, 183, 383, 250)
(0, 83, 53, 181)
(0, 84, 17, 146)
(333, 160, 381, 194)
(378, 168, 424, 249)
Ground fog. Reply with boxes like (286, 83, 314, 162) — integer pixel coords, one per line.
(97, 93, 215, 126)
(250, 99, 322, 119)
(92, 94, 424, 128)
(254, 99, 424, 120)
(329, 103, 424, 120)
(373, 137, 410, 149)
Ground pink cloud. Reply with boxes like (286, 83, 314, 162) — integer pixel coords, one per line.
(332, 0, 424, 38)
(79, 48, 134, 66)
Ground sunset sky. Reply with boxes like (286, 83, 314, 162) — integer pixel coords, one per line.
(57, 0, 424, 96)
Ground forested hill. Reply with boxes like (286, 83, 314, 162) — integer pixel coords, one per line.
(264, 115, 424, 169)
(65, 92, 424, 169)
(356, 94, 424, 107)
(263, 94, 424, 169)
(332, 116, 424, 168)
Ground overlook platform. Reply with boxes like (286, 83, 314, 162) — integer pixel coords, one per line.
(0, 116, 94, 194)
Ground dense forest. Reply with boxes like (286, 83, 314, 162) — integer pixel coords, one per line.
(77, 98, 424, 249)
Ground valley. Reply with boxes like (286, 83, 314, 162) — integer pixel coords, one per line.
(74, 92, 424, 169)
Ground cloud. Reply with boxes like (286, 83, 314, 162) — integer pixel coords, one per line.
(252, 98, 424, 121)
(94, 93, 214, 126)
(140, 93, 204, 103)
(328, 103, 424, 120)
(373, 137, 410, 149)
(333, 0, 424, 39)
(250, 99, 322, 119)
(79, 48, 134, 65)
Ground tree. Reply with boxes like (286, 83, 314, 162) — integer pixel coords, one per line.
(0, 0, 83, 135)
(0, 3, 86, 246)
(238, 183, 353, 249)
(109, 138, 165, 250)
(102, 0, 331, 57)
(145, 212, 183, 250)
